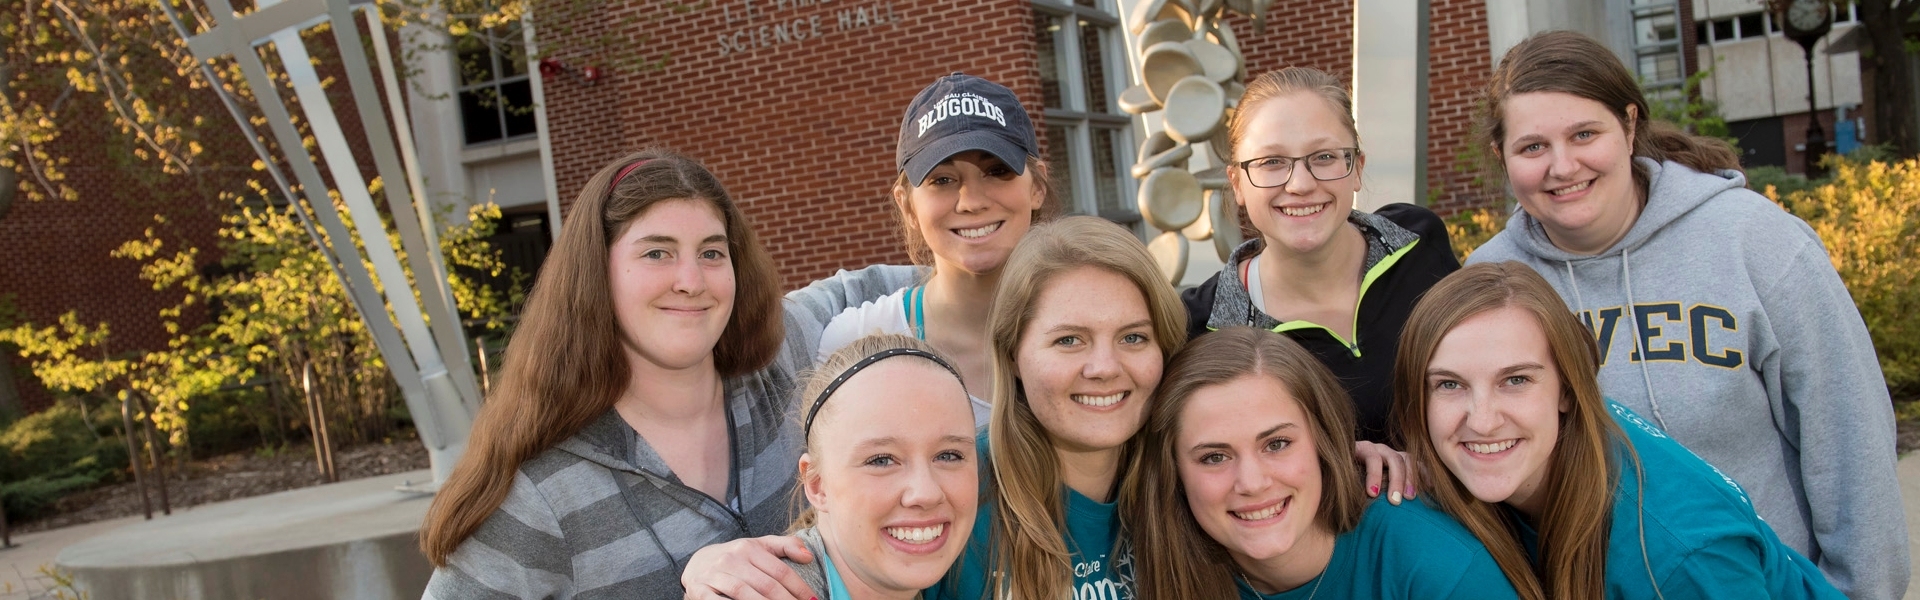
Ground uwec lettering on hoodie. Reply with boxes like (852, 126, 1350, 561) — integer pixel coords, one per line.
(1579, 303, 1744, 369)
(915, 92, 1006, 136)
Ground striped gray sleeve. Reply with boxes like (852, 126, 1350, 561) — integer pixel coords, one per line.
(780, 264, 921, 368)
(423, 471, 574, 599)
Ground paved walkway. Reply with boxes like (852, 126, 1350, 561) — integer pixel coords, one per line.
(1, 514, 145, 600)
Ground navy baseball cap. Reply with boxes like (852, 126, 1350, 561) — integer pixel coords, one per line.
(896, 73, 1038, 187)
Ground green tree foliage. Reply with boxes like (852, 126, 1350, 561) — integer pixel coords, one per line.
(1646, 69, 1735, 143)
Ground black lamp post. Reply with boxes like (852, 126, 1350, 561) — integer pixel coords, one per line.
(1781, 0, 1833, 178)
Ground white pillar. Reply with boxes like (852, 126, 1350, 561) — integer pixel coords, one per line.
(1352, 0, 1429, 211)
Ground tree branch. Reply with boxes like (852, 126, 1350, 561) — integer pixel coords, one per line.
(48, 0, 194, 175)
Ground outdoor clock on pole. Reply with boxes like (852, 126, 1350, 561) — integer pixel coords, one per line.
(1780, 0, 1832, 177)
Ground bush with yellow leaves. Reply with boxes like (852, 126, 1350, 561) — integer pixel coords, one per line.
(1766, 157, 1920, 397)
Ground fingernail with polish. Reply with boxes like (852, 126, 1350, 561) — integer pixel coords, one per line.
(1389, 490, 1403, 504)
(1368, 484, 1379, 497)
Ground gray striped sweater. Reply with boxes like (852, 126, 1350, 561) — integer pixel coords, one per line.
(424, 264, 919, 600)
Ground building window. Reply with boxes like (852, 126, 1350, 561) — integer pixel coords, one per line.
(1033, 0, 1136, 224)
(1629, 1, 1684, 87)
(455, 24, 537, 146)
(1698, 11, 1805, 45)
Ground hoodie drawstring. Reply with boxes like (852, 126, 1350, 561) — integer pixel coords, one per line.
(1621, 248, 1671, 430)
(1565, 261, 1587, 315)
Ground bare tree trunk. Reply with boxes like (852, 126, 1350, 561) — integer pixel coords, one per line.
(121, 395, 153, 520)
(1858, 0, 1920, 157)
(135, 395, 170, 515)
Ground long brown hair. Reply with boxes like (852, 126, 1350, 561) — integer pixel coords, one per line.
(1389, 262, 1629, 600)
(1124, 327, 1364, 600)
(1481, 30, 1742, 194)
(983, 216, 1188, 599)
(420, 149, 783, 565)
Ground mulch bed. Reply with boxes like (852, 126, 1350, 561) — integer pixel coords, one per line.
(8, 438, 430, 535)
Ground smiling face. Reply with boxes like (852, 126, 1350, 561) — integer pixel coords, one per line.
(1424, 306, 1567, 519)
(803, 358, 979, 598)
(1499, 92, 1641, 255)
(1229, 91, 1364, 255)
(900, 150, 1044, 276)
(606, 199, 735, 373)
(1175, 374, 1334, 570)
(1013, 266, 1164, 455)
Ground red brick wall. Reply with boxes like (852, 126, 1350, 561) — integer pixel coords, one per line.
(537, 0, 1498, 292)
(539, 0, 1041, 291)
(0, 94, 227, 413)
(1, 28, 383, 414)
(1424, 0, 1496, 215)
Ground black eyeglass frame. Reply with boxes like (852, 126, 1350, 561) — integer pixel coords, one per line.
(1232, 147, 1363, 189)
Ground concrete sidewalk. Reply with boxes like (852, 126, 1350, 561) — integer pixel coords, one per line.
(1, 514, 145, 599)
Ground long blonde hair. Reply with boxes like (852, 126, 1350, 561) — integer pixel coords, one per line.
(420, 149, 783, 565)
(1389, 262, 1630, 599)
(1124, 327, 1365, 600)
(983, 216, 1187, 599)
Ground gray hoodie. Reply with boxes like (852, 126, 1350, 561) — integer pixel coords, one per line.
(423, 265, 919, 600)
(1470, 158, 1908, 599)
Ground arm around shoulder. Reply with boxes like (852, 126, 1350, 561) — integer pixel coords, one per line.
(783, 264, 921, 361)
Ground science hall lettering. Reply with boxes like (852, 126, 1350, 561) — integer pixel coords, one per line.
(715, 0, 900, 57)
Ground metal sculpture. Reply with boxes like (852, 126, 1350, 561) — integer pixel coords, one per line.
(172, 0, 481, 489)
(1121, 0, 1270, 283)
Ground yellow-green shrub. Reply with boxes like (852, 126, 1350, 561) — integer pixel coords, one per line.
(1767, 157, 1920, 396)
(1445, 206, 1507, 264)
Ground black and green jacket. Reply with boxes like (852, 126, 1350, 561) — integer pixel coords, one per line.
(1181, 203, 1458, 442)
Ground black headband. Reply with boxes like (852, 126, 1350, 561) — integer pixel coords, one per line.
(802, 348, 966, 443)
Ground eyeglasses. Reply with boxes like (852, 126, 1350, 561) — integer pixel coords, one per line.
(1234, 148, 1361, 188)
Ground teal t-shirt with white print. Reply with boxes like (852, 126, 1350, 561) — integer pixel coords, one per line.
(924, 432, 1133, 600)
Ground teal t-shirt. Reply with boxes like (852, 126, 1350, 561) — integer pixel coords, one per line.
(821, 547, 854, 600)
(925, 433, 1133, 600)
(1234, 496, 1519, 600)
(1514, 401, 1843, 599)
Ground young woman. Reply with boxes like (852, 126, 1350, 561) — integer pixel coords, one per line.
(922, 215, 1188, 600)
(815, 72, 1056, 428)
(418, 150, 912, 599)
(1391, 261, 1844, 599)
(1466, 30, 1905, 599)
(781, 334, 979, 599)
(1126, 327, 1517, 600)
(1182, 67, 1460, 444)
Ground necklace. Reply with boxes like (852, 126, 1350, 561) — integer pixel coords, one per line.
(1238, 570, 1324, 600)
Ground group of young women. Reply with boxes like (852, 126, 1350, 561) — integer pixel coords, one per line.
(414, 29, 1903, 600)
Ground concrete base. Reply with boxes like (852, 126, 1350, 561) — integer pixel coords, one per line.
(57, 469, 435, 600)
